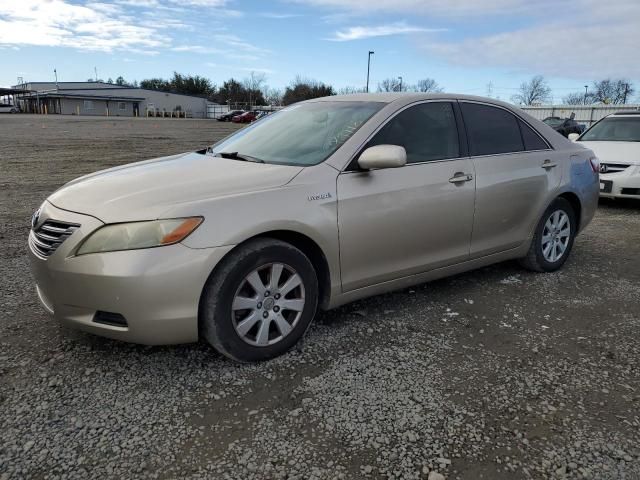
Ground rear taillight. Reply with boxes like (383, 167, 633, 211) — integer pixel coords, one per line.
(589, 156, 600, 174)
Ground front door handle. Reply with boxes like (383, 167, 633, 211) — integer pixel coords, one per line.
(542, 159, 558, 169)
(449, 173, 473, 184)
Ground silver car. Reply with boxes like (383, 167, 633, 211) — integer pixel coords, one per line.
(29, 94, 600, 361)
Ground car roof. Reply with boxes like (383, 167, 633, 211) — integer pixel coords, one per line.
(306, 92, 518, 109)
(609, 111, 640, 117)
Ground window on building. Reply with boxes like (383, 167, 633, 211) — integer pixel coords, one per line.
(118, 102, 127, 111)
(83, 100, 94, 110)
(460, 103, 524, 156)
(364, 102, 460, 164)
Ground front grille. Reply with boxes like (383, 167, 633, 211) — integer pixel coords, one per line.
(29, 220, 80, 258)
(601, 163, 630, 173)
(621, 188, 640, 196)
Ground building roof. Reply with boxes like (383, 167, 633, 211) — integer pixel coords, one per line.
(21, 91, 145, 102)
(0, 87, 34, 95)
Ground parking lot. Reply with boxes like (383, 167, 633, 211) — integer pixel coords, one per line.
(1, 115, 639, 480)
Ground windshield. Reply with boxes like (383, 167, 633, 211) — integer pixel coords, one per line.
(543, 118, 563, 127)
(210, 101, 383, 166)
(580, 117, 640, 142)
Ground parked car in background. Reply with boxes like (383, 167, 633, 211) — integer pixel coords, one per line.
(232, 111, 258, 123)
(28, 94, 599, 362)
(217, 110, 245, 122)
(254, 111, 270, 121)
(0, 103, 19, 113)
(570, 112, 640, 199)
(543, 115, 585, 138)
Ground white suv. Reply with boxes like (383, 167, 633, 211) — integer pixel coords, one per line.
(573, 112, 640, 199)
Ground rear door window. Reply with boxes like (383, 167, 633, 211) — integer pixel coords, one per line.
(461, 103, 524, 156)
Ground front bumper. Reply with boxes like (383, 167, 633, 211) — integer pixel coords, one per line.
(599, 165, 640, 199)
(28, 201, 234, 345)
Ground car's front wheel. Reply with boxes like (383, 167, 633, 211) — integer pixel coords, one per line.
(520, 197, 577, 272)
(200, 238, 318, 362)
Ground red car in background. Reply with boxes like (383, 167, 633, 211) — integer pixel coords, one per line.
(231, 111, 257, 123)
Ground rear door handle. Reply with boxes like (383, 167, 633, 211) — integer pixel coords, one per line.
(542, 160, 558, 169)
(449, 173, 473, 184)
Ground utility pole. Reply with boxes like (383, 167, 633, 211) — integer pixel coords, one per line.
(486, 81, 493, 98)
(584, 85, 588, 105)
(398, 76, 403, 92)
(94, 67, 98, 82)
(366, 51, 374, 93)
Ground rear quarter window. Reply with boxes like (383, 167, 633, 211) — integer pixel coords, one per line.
(518, 120, 549, 151)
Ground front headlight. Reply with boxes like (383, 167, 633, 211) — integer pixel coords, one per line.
(76, 217, 203, 255)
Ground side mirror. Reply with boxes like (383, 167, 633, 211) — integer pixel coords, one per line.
(358, 145, 407, 170)
(568, 133, 580, 142)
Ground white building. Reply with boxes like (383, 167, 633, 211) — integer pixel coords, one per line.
(13, 81, 222, 118)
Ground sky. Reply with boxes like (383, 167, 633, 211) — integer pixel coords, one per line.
(1, 0, 639, 103)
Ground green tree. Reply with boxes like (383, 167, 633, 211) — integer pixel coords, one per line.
(140, 78, 171, 91)
(282, 76, 335, 105)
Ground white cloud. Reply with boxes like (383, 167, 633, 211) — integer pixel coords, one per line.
(0, 0, 165, 53)
(293, 0, 539, 17)
(173, 0, 227, 5)
(212, 34, 270, 54)
(328, 22, 444, 41)
(259, 12, 303, 19)
(423, 0, 640, 79)
(300, 0, 640, 79)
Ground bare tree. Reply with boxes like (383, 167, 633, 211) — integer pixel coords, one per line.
(511, 75, 551, 105)
(562, 92, 590, 105)
(591, 79, 634, 104)
(262, 87, 283, 106)
(414, 78, 443, 93)
(243, 71, 267, 92)
(377, 77, 407, 92)
(242, 71, 267, 107)
(338, 86, 366, 95)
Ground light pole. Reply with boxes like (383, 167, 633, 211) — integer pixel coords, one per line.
(398, 76, 403, 92)
(366, 51, 374, 93)
(54, 69, 58, 88)
(584, 85, 588, 105)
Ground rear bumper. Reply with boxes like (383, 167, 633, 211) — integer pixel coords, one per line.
(28, 202, 235, 345)
(599, 166, 640, 199)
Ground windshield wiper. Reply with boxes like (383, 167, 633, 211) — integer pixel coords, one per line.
(214, 151, 264, 163)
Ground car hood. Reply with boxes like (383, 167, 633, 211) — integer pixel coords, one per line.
(48, 152, 304, 223)
(577, 141, 640, 165)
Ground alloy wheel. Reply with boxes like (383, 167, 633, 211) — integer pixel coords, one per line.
(541, 210, 571, 263)
(231, 263, 305, 346)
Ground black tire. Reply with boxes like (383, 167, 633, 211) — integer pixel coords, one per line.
(200, 238, 319, 362)
(519, 197, 577, 272)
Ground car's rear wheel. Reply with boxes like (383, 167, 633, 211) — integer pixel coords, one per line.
(519, 197, 576, 272)
(200, 238, 318, 362)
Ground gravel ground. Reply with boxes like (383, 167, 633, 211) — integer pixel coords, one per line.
(1, 115, 639, 480)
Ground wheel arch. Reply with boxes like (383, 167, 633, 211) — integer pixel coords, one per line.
(557, 191, 582, 231)
(198, 230, 333, 318)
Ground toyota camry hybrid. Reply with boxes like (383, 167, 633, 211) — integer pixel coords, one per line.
(28, 94, 600, 362)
